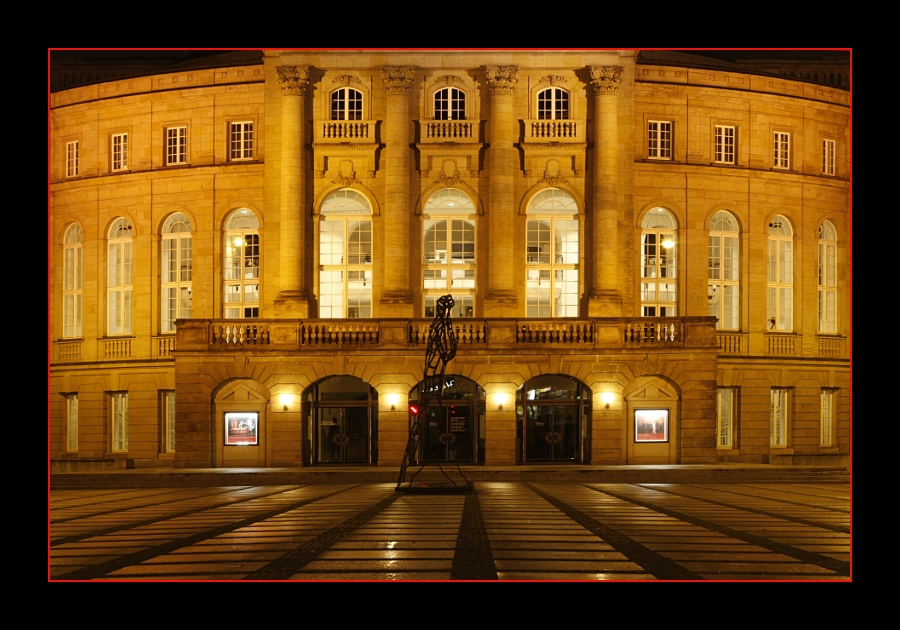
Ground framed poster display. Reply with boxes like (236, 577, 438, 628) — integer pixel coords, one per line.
(635, 409, 668, 443)
(225, 412, 258, 445)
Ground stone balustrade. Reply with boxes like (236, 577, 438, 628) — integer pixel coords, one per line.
(315, 120, 377, 143)
(419, 120, 480, 143)
(522, 119, 585, 143)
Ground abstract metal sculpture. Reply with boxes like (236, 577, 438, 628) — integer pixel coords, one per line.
(396, 295, 469, 490)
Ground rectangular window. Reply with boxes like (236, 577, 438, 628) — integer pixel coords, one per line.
(66, 394, 78, 452)
(66, 141, 79, 177)
(112, 392, 128, 452)
(773, 131, 790, 169)
(164, 391, 176, 452)
(108, 240, 133, 335)
(112, 133, 128, 171)
(818, 239, 837, 333)
(715, 125, 735, 164)
(166, 126, 187, 165)
(648, 121, 672, 159)
(770, 388, 788, 447)
(821, 389, 834, 446)
(822, 138, 835, 175)
(229, 122, 253, 160)
(717, 388, 734, 448)
(64, 241, 82, 338)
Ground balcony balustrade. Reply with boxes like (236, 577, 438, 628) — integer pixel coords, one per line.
(418, 120, 480, 143)
(522, 119, 585, 144)
(315, 120, 377, 144)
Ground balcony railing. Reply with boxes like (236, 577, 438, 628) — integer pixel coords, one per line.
(522, 119, 585, 144)
(767, 333, 797, 355)
(716, 332, 746, 355)
(418, 120, 480, 143)
(302, 323, 379, 345)
(315, 120, 377, 144)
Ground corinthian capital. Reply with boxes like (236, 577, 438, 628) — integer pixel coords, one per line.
(484, 65, 519, 95)
(381, 66, 416, 95)
(277, 66, 311, 96)
(589, 65, 623, 96)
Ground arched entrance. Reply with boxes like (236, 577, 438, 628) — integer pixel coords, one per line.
(517, 375, 591, 463)
(409, 375, 485, 464)
(305, 376, 378, 465)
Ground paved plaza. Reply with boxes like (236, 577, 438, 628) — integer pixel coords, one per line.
(50, 481, 850, 581)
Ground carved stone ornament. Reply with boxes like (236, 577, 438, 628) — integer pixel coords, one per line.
(277, 66, 311, 96)
(485, 65, 519, 95)
(382, 66, 416, 95)
(539, 171, 568, 186)
(332, 75, 363, 87)
(438, 171, 460, 187)
(434, 75, 464, 87)
(539, 75, 568, 87)
(332, 171, 360, 187)
(589, 65, 623, 95)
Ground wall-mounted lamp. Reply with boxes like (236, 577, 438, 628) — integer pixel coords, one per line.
(279, 393, 292, 411)
(494, 392, 509, 411)
(387, 393, 401, 411)
(601, 392, 615, 409)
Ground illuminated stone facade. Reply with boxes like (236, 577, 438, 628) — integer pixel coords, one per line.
(50, 51, 849, 470)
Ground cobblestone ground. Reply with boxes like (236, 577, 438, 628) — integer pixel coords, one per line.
(50, 482, 850, 581)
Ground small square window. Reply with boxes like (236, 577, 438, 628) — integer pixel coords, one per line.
(773, 131, 790, 169)
(112, 133, 128, 171)
(66, 141, 79, 177)
(715, 125, 735, 164)
(230, 122, 253, 160)
(822, 138, 836, 176)
(166, 126, 187, 165)
(648, 120, 672, 159)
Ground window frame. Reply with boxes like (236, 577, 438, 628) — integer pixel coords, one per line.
(422, 188, 477, 318)
(318, 190, 374, 319)
(822, 138, 836, 176)
(817, 221, 837, 334)
(525, 189, 580, 318)
(66, 140, 79, 177)
(161, 213, 193, 333)
(331, 87, 364, 121)
(640, 208, 678, 318)
(229, 121, 254, 161)
(164, 391, 176, 453)
(537, 87, 569, 120)
(820, 389, 835, 447)
(112, 392, 128, 452)
(107, 218, 134, 336)
(111, 132, 129, 171)
(708, 211, 740, 331)
(770, 388, 788, 447)
(714, 125, 735, 164)
(648, 120, 672, 160)
(717, 388, 734, 448)
(66, 393, 78, 452)
(224, 209, 260, 319)
(766, 215, 793, 331)
(434, 87, 466, 121)
(63, 224, 83, 339)
(166, 126, 187, 166)
(773, 131, 790, 169)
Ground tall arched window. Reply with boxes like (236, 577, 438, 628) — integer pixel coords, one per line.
(331, 88, 363, 121)
(818, 221, 837, 333)
(641, 208, 677, 317)
(319, 189, 373, 318)
(63, 224, 82, 338)
(423, 188, 476, 318)
(767, 215, 793, 331)
(224, 209, 260, 319)
(108, 218, 133, 335)
(526, 189, 579, 317)
(537, 88, 569, 120)
(161, 212, 193, 333)
(434, 87, 465, 120)
(708, 211, 740, 330)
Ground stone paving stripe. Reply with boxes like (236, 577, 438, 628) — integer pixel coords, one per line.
(51, 486, 301, 547)
(449, 488, 498, 580)
(524, 483, 702, 580)
(587, 485, 849, 577)
(641, 484, 849, 533)
(681, 484, 849, 515)
(55, 485, 356, 580)
(51, 487, 247, 524)
(243, 490, 402, 580)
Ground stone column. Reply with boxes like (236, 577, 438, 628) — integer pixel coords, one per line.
(484, 65, 519, 317)
(379, 65, 416, 317)
(588, 65, 624, 317)
(275, 65, 311, 318)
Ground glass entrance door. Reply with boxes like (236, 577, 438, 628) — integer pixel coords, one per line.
(422, 403, 475, 463)
(524, 405, 578, 462)
(518, 374, 590, 464)
(315, 407, 369, 463)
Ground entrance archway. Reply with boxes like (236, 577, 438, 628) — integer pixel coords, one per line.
(409, 375, 485, 464)
(517, 374, 591, 463)
(305, 376, 378, 465)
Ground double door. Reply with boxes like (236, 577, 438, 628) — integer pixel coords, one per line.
(421, 403, 475, 463)
(315, 406, 369, 464)
(524, 404, 580, 462)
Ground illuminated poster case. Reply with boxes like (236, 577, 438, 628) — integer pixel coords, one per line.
(225, 412, 258, 445)
(635, 409, 668, 443)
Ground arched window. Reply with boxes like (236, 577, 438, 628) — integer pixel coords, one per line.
(224, 209, 260, 319)
(537, 88, 569, 120)
(640, 208, 677, 317)
(708, 211, 740, 330)
(818, 221, 837, 334)
(331, 88, 363, 121)
(526, 189, 579, 317)
(161, 212, 193, 332)
(108, 218, 133, 335)
(63, 224, 83, 338)
(319, 190, 373, 318)
(767, 215, 793, 331)
(423, 188, 476, 318)
(434, 87, 465, 120)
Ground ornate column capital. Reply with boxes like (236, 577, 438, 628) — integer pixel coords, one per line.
(277, 66, 311, 96)
(381, 66, 416, 95)
(484, 65, 519, 95)
(589, 65, 623, 96)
